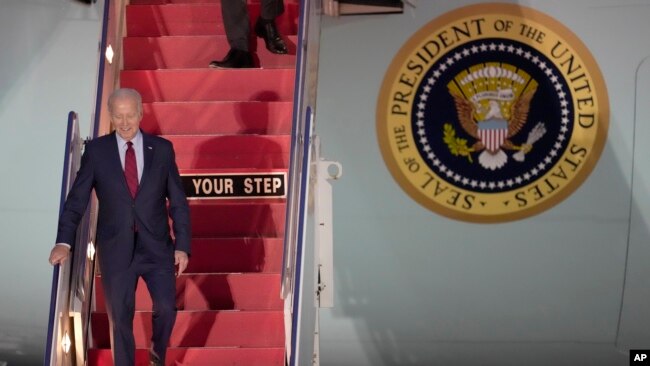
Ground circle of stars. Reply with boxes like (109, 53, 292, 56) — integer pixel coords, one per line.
(415, 41, 570, 192)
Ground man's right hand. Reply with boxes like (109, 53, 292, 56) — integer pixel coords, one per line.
(49, 245, 71, 266)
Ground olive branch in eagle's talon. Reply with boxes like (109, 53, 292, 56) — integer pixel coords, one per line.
(443, 123, 474, 163)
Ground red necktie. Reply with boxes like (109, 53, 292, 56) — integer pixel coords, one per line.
(124, 141, 138, 198)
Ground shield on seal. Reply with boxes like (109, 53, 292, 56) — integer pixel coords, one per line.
(477, 118, 508, 152)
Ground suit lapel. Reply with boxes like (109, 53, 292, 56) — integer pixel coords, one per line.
(139, 132, 155, 193)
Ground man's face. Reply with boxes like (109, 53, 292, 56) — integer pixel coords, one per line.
(110, 97, 142, 141)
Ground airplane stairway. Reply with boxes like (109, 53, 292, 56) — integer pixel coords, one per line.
(86, 1, 298, 364)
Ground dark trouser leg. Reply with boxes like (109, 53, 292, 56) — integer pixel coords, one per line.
(142, 263, 177, 362)
(260, 0, 284, 20)
(101, 269, 138, 366)
(222, 0, 250, 51)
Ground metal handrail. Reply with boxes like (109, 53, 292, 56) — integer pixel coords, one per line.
(44, 112, 82, 366)
(282, 0, 322, 303)
(282, 0, 308, 299)
(44, 0, 124, 363)
(281, 0, 324, 363)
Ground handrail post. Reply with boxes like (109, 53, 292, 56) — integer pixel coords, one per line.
(313, 136, 341, 309)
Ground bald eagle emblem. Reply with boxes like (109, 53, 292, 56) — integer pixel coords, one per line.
(445, 64, 547, 170)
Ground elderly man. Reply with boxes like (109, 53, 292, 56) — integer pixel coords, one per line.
(49, 88, 191, 366)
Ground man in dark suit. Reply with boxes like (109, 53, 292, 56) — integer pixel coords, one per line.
(209, 0, 288, 68)
(49, 88, 191, 366)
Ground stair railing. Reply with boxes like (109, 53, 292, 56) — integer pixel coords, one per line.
(44, 112, 83, 366)
(281, 0, 336, 364)
(44, 0, 126, 364)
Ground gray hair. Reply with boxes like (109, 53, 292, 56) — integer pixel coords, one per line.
(108, 88, 143, 114)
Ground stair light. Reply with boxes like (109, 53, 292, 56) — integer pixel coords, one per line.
(105, 44, 114, 64)
(87, 241, 96, 260)
(61, 331, 71, 354)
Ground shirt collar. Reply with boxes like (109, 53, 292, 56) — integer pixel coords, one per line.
(116, 129, 142, 148)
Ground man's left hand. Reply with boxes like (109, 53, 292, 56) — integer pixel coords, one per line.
(174, 250, 189, 276)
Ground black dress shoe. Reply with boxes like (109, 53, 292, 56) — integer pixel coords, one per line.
(209, 48, 254, 68)
(149, 353, 163, 366)
(254, 18, 288, 54)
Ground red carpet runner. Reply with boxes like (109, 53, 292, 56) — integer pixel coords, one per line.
(87, 1, 297, 364)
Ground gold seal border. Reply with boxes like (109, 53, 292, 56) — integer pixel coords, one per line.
(376, 3, 610, 223)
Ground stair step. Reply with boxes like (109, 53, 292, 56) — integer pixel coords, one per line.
(186, 238, 283, 273)
(167, 135, 290, 170)
(120, 69, 295, 103)
(88, 347, 284, 366)
(141, 101, 293, 135)
(124, 35, 297, 70)
(95, 273, 282, 312)
(126, 3, 299, 37)
(91, 311, 284, 348)
(189, 201, 286, 238)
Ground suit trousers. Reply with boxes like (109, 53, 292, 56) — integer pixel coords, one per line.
(221, 0, 284, 51)
(100, 233, 177, 366)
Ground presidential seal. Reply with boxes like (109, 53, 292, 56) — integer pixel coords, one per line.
(376, 3, 609, 222)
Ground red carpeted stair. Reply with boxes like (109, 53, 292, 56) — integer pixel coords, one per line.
(87, 0, 297, 364)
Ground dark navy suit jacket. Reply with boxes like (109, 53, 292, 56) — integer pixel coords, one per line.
(56, 131, 191, 273)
